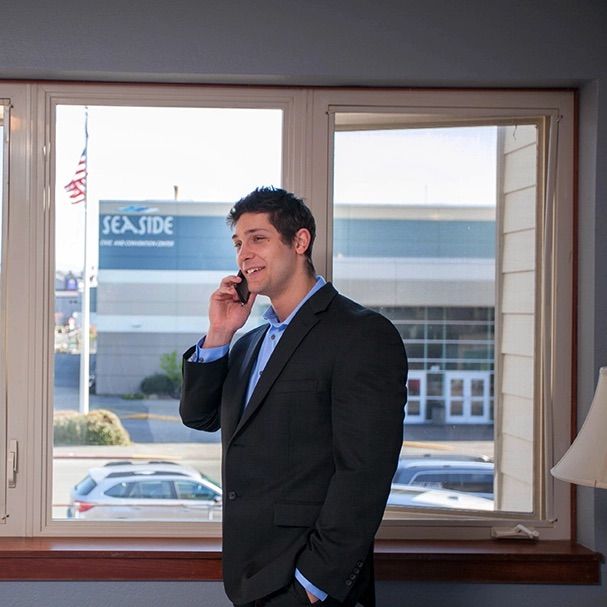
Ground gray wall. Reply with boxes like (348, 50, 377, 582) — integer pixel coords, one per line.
(1, 1, 607, 605)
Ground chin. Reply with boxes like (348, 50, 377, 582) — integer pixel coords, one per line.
(249, 285, 265, 296)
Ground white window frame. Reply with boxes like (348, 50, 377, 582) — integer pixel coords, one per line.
(1, 83, 36, 537)
(309, 88, 573, 540)
(0, 84, 574, 541)
(0, 98, 9, 527)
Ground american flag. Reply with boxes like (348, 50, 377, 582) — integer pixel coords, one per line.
(64, 148, 87, 204)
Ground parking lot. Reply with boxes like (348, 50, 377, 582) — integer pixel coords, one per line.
(53, 440, 494, 519)
(53, 353, 494, 520)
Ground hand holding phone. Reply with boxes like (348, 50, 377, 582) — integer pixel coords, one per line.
(234, 270, 250, 305)
(205, 272, 253, 346)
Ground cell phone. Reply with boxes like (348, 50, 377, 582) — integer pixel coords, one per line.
(234, 270, 250, 304)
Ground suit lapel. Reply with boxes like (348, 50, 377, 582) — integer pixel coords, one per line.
(229, 283, 337, 443)
(222, 325, 267, 441)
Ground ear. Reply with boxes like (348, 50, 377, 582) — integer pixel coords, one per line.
(293, 228, 311, 256)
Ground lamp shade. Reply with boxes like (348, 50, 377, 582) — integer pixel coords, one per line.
(551, 367, 607, 488)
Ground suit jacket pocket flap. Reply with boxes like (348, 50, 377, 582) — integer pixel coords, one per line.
(273, 502, 322, 527)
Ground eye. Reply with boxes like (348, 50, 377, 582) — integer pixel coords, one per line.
(233, 241, 241, 250)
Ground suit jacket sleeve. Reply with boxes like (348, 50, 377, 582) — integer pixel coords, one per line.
(296, 314, 407, 602)
(179, 345, 228, 432)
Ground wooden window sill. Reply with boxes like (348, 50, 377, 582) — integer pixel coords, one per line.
(0, 538, 601, 584)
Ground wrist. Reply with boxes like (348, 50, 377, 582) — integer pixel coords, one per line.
(204, 329, 234, 348)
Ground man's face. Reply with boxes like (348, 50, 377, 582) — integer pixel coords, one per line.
(232, 212, 300, 300)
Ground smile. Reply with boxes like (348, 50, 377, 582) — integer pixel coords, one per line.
(245, 267, 264, 275)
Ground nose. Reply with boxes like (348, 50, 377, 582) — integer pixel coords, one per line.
(237, 241, 252, 265)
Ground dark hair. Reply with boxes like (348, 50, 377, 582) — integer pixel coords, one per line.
(227, 187, 316, 275)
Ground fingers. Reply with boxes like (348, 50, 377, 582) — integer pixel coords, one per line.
(220, 274, 242, 288)
(214, 275, 242, 302)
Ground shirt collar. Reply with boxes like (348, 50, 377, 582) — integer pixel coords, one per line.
(263, 275, 326, 329)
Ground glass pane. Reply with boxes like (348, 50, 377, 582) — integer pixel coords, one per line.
(427, 324, 445, 340)
(471, 379, 484, 397)
(406, 401, 420, 416)
(132, 481, 173, 499)
(399, 324, 425, 340)
(405, 343, 425, 359)
(426, 374, 443, 396)
(471, 400, 484, 416)
(53, 104, 283, 521)
(175, 481, 215, 500)
(333, 117, 500, 514)
(333, 115, 539, 514)
(427, 343, 443, 359)
(446, 343, 492, 360)
(450, 401, 464, 416)
(407, 378, 421, 396)
(446, 324, 491, 340)
(450, 379, 464, 397)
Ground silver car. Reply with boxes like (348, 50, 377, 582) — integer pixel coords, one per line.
(67, 461, 222, 521)
(392, 458, 494, 500)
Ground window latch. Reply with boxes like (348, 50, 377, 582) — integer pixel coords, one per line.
(491, 524, 539, 540)
(7, 439, 18, 488)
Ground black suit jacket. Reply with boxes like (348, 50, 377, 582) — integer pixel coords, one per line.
(180, 283, 407, 605)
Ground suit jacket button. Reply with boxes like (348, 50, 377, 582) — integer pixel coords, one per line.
(356, 560, 364, 567)
(353, 567, 360, 574)
(345, 580, 353, 587)
(227, 491, 238, 500)
(349, 574, 356, 580)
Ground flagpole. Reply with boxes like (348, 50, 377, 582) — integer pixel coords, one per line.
(79, 109, 90, 415)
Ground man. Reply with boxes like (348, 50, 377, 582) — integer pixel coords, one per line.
(180, 187, 407, 607)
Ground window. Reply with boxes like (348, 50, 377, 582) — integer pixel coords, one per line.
(329, 114, 537, 512)
(174, 480, 217, 501)
(52, 103, 283, 524)
(130, 481, 174, 499)
(0, 84, 574, 540)
(1, 83, 31, 535)
(0, 100, 7, 526)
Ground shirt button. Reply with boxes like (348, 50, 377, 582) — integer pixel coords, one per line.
(227, 491, 238, 500)
(270, 334, 275, 340)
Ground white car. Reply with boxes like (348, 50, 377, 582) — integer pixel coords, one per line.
(67, 461, 222, 521)
(387, 484, 494, 511)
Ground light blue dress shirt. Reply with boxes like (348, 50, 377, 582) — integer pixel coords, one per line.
(192, 275, 328, 601)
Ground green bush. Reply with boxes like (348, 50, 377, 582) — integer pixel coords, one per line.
(121, 392, 145, 400)
(160, 351, 182, 391)
(140, 373, 175, 396)
(139, 352, 183, 398)
(54, 409, 130, 446)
